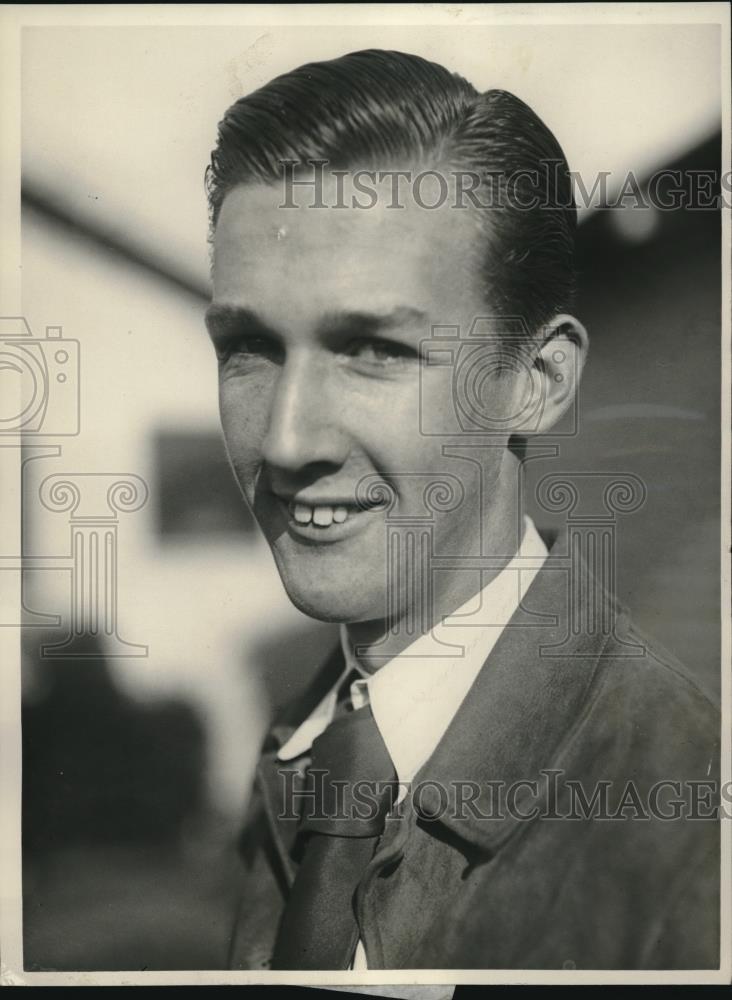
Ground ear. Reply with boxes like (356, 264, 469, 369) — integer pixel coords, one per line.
(516, 313, 589, 435)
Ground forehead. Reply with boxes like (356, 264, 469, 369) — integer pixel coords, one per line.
(212, 176, 486, 325)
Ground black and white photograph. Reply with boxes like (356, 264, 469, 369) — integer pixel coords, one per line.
(1, 2, 730, 988)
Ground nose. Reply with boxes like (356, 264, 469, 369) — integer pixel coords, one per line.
(261, 351, 350, 473)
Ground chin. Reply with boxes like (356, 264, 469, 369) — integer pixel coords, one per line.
(280, 578, 381, 626)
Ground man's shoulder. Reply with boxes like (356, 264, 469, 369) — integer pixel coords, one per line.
(568, 608, 719, 780)
(528, 531, 719, 779)
(598, 610, 718, 728)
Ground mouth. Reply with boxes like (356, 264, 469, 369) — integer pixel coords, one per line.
(273, 493, 390, 540)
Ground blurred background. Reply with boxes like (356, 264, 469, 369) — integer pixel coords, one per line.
(16, 23, 722, 970)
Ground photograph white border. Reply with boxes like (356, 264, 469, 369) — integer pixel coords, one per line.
(1, 2, 729, 987)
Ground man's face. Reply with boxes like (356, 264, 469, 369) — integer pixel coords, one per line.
(209, 175, 525, 625)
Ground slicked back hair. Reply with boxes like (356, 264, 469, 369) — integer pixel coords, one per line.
(206, 48, 577, 338)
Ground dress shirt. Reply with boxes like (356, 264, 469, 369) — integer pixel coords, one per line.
(276, 514, 548, 969)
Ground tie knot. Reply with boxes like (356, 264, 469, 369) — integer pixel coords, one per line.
(300, 704, 398, 837)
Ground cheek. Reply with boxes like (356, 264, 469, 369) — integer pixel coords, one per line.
(217, 378, 274, 496)
(218, 375, 271, 452)
(353, 381, 462, 478)
(338, 377, 422, 455)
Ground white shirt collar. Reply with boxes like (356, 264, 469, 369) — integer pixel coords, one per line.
(277, 515, 548, 796)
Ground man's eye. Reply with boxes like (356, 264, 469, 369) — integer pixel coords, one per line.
(238, 336, 273, 355)
(216, 335, 279, 363)
(346, 338, 416, 365)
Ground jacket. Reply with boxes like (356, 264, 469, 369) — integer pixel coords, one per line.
(227, 529, 721, 971)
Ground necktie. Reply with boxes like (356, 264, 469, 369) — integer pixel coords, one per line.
(271, 701, 398, 970)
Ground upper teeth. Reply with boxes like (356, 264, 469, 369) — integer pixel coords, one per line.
(291, 503, 349, 527)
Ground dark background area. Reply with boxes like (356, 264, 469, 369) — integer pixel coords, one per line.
(525, 133, 721, 702)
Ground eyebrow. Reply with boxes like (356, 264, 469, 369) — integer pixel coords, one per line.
(205, 305, 277, 341)
(204, 304, 428, 342)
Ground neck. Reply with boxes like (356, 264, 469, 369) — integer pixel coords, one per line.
(347, 452, 523, 674)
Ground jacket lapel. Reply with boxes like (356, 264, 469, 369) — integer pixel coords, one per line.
(411, 526, 620, 853)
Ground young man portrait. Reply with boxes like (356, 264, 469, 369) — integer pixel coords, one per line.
(204, 49, 720, 972)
